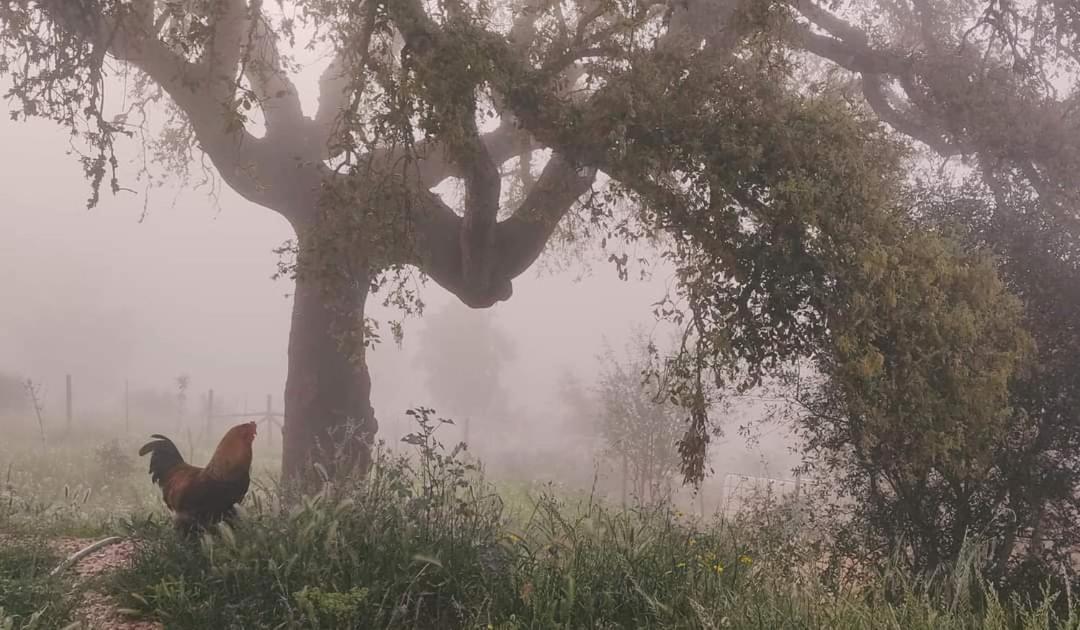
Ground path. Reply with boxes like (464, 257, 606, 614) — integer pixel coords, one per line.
(5, 535, 162, 630)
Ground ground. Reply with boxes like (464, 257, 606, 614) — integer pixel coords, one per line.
(3, 533, 159, 630)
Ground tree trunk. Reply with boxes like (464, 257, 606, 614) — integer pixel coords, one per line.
(281, 250, 378, 494)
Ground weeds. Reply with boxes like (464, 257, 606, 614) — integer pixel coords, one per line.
(0, 438, 153, 537)
(4, 411, 1080, 628)
(108, 408, 1080, 629)
(0, 538, 75, 629)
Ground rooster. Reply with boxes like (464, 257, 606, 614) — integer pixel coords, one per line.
(139, 421, 257, 534)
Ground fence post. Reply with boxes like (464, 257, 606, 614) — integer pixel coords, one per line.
(266, 394, 273, 445)
(65, 374, 72, 430)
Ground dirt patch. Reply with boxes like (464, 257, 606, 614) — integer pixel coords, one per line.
(20, 536, 163, 630)
(75, 590, 161, 630)
(52, 537, 143, 578)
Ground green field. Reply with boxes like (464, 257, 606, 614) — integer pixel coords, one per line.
(2, 421, 1077, 630)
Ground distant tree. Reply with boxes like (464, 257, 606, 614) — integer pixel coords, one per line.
(0, 371, 26, 417)
(595, 336, 685, 505)
(175, 374, 190, 428)
(414, 302, 515, 444)
(556, 371, 599, 442)
(129, 386, 178, 425)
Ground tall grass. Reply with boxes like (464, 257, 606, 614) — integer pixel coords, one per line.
(108, 410, 1080, 629)
(0, 537, 76, 630)
(1, 434, 158, 536)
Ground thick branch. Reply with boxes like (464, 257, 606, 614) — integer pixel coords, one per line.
(454, 112, 503, 297)
(387, 0, 513, 298)
(36, 0, 318, 218)
(202, 0, 247, 102)
(660, 0, 744, 52)
(243, 11, 305, 141)
(408, 152, 595, 307)
(309, 0, 379, 161)
(861, 75, 960, 155)
(494, 154, 597, 279)
(412, 119, 539, 187)
(788, 17, 910, 75)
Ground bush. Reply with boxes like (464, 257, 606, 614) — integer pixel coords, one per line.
(93, 440, 135, 479)
(0, 372, 25, 418)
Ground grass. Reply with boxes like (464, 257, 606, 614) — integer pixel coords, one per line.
(107, 490, 1080, 629)
(0, 421, 282, 537)
(4, 413, 1080, 628)
(0, 537, 76, 629)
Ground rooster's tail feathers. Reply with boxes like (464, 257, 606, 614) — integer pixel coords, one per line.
(138, 435, 186, 485)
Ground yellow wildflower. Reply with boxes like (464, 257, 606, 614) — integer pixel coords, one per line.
(713, 563, 725, 575)
(739, 555, 752, 566)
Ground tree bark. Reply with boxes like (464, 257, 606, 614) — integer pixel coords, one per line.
(281, 241, 378, 493)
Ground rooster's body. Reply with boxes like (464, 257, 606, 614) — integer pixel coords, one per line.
(139, 422, 257, 534)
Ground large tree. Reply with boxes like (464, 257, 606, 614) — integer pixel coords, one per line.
(0, 0, 597, 487)
(0, 0, 1056, 497)
(594, 334, 685, 505)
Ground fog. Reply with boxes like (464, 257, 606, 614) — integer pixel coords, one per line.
(0, 69, 799, 497)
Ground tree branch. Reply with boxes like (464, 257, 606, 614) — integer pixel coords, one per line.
(861, 75, 961, 155)
(787, 16, 910, 75)
(35, 0, 319, 218)
(308, 0, 380, 161)
(407, 152, 595, 307)
(493, 153, 597, 279)
(242, 9, 306, 142)
(402, 118, 539, 188)
(388, 0, 541, 301)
